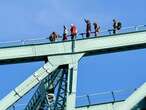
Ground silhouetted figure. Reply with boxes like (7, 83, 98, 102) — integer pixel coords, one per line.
(113, 19, 122, 34)
(93, 22, 100, 36)
(63, 25, 68, 41)
(113, 19, 117, 34)
(85, 19, 91, 38)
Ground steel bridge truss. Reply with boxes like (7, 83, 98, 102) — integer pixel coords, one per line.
(23, 65, 68, 110)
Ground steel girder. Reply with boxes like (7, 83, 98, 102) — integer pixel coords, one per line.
(24, 65, 68, 110)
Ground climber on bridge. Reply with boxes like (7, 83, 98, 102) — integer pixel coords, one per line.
(113, 19, 122, 34)
(63, 25, 68, 41)
(93, 22, 100, 36)
(84, 19, 91, 38)
(70, 24, 78, 40)
(49, 32, 58, 42)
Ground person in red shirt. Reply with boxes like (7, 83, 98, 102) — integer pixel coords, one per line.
(70, 24, 78, 40)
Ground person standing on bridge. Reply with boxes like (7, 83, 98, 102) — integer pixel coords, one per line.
(70, 24, 77, 52)
(93, 22, 100, 37)
(63, 25, 68, 41)
(113, 19, 122, 34)
(49, 32, 58, 42)
(113, 19, 117, 34)
(84, 19, 91, 38)
(70, 24, 78, 40)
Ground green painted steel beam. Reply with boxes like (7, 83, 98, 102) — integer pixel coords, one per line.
(0, 31, 146, 64)
(75, 83, 146, 110)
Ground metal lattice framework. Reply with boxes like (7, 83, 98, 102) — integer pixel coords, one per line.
(1, 26, 146, 110)
(23, 65, 68, 110)
(53, 66, 68, 110)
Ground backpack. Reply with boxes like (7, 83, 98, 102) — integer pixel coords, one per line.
(49, 35, 53, 41)
(117, 22, 122, 30)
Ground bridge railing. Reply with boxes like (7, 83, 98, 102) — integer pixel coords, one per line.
(78, 24, 146, 38)
(0, 25, 146, 48)
(76, 88, 136, 107)
(7, 88, 136, 109)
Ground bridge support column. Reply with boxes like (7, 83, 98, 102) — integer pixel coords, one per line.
(46, 54, 84, 110)
(66, 62, 78, 110)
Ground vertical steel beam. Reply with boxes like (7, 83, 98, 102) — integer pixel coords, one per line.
(66, 63, 78, 110)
